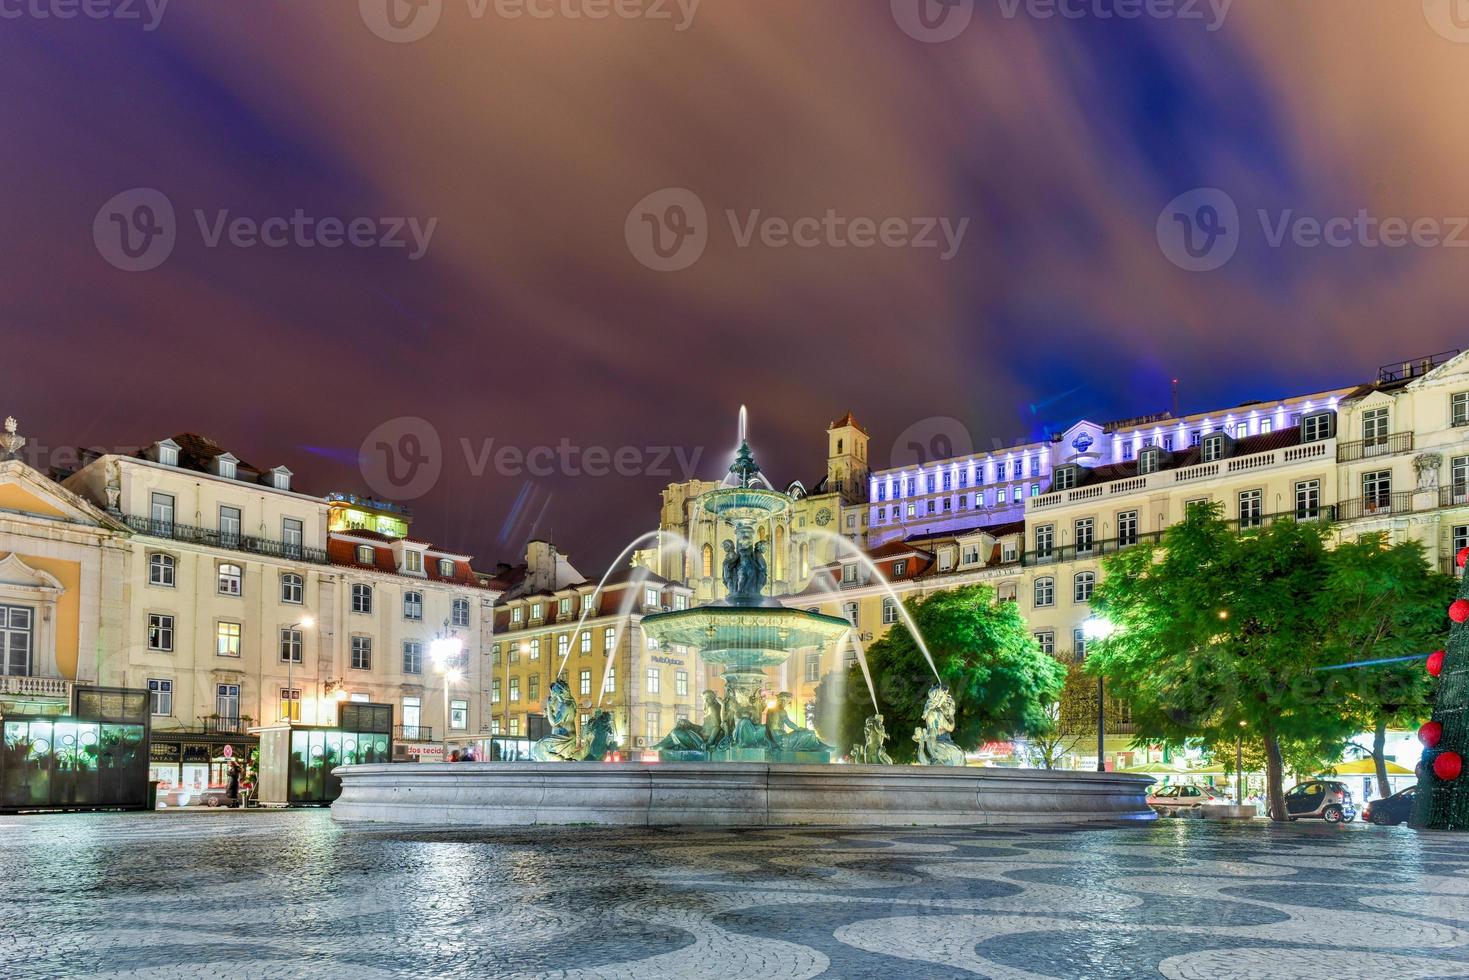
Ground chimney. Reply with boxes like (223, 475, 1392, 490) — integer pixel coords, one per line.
(525, 540, 558, 593)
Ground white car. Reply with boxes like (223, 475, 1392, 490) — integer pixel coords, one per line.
(1147, 784, 1222, 814)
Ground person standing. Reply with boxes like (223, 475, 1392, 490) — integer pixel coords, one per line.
(226, 760, 241, 808)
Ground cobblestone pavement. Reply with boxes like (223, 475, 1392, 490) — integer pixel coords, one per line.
(3, 811, 1469, 979)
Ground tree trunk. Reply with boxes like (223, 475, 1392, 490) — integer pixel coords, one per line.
(1373, 717, 1391, 801)
(1264, 733, 1288, 821)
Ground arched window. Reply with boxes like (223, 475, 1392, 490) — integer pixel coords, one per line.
(774, 525, 786, 580)
(217, 563, 242, 596)
(701, 544, 713, 578)
(1074, 571, 1096, 603)
(1033, 577, 1054, 608)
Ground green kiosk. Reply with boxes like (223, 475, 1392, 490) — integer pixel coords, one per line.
(253, 702, 393, 806)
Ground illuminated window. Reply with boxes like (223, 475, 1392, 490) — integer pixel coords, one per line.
(404, 550, 423, 574)
(216, 621, 241, 658)
(676, 670, 688, 697)
(439, 558, 455, 577)
(148, 678, 172, 716)
(356, 545, 374, 564)
(450, 699, 468, 731)
(280, 688, 301, 722)
(579, 670, 592, 696)
(646, 668, 660, 694)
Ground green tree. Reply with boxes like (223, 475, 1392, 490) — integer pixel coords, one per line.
(1323, 534, 1453, 798)
(1086, 504, 1360, 821)
(817, 585, 1065, 763)
(1025, 659, 1097, 770)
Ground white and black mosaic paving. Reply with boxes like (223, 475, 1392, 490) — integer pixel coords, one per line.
(2, 810, 1468, 978)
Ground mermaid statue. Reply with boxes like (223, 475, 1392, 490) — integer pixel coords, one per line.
(766, 692, 832, 757)
(913, 684, 966, 766)
(530, 677, 581, 761)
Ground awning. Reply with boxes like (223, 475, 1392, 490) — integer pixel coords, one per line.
(1319, 759, 1415, 776)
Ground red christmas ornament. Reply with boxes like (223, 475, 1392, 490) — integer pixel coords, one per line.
(1427, 650, 1446, 677)
(1434, 751, 1463, 782)
(1452, 599, 1469, 624)
(1419, 721, 1443, 749)
(1458, 546, 1469, 568)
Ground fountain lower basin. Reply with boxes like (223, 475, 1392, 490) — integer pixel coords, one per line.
(330, 762, 1156, 827)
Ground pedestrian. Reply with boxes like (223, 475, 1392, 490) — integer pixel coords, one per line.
(448, 750, 461, 762)
(226, 760, 241, 808)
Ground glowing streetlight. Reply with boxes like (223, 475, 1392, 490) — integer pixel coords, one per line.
(1081, 616, 1114, 772)
(431, 629, 465, 759)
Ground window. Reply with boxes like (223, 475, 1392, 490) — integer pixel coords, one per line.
(1074, 518, 1095, 555)
(157, 442, 179, 466)
(603, 626, 617, 652)
(1363, 407, 1390, 449)
(1454, 455, 1469, 497)
(350, 635, 372, 670)
(147, 613, 174, 652)
(606, 667, 616, 693)
(1013, 486, 1024, 503)
(1074, 571, 1096, 603)
(450, 699, 468, 731)
(701, 544, 714, 577)
(1454, 526, 1468, 576)
(1259, 417, 1273, 434)
(893, 559, 908, 577)
(1034, 577, 1054, 608)
(1239, 490, 1263, 529)
(841, 563, 857, 584)
(439, 558, 455, 577)
(282, 518, 303, 557)
(645, 710, 662, 742)
(150, 491, 175, 532)
(281, 688, 301, 722)
(280, 627, 303, 664)
(1034, 631, 1054, 655)
(554, 633, 567, 660)
(216, 683, 240, 722)
(1201, 435, 1224, 463)
(1053, 468, 1077, 491)
(509, 717, 520, 736)
(1454, 392, 1469, 428)
(1302, 411, 1335, 443)
(579, 630, 591, 654)
(529, 638, 541, 660)
(1073, 628, 1087, 659)
(216, 622, 241, 657)
(674, 594, 688, 610)
(280, 572, 303, 604)
(1138, 448, 1161, 475)
(219, 505, 241, 546)
(148, 553, 175, 587)
(646, 667, 661, 694)
(882, 597, 898, 624)
(217, 562, 242, 596)
(452, 598, 470, 628)
(148, 678, 172, 716)
(351, 583, 373, 614)
(356, 544, 374, 564)
(1190, 430, 1202, 447)
(1122, 442, 1134, 461)
(492, 679, 502, 703)
(906, 503, 916, 518)
(676, 670, 689, 697)
(1363, 470, 1393, 510)
(645, 587, 660, 608)
(402, 640, 422, 674)
(401, 696, 422, 737)
(579, 669, 592, 697)
(844, 601, 859, 625)
(805, 652, 821, 682)
(962, 543, 980, 565)
(404, 550, 423, 574)
(1295, 480, 1321, 520)
(403, 590, 423, 620)
(511, 605, 524, 624)
(528, 675, 540, 701)
(1035, 524, 1055, 559)
(1118, 511, 1138, 547)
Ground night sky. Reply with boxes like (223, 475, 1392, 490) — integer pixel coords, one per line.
(4, 1, 1467, 572)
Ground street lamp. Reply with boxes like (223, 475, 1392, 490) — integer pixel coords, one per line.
(1082, 616, 1115, 773)
(430, 632, 464, 759)
(282, 616, 314, 723)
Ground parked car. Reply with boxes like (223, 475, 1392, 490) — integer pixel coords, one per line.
(1364, 786, 1417, 826)
(1147, 784, 1223, 815)
(1284, 779, 1356, 822)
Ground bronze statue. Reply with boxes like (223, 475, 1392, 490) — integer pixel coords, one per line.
(914, 685, 965, 766)
(766, 692, 831, 754)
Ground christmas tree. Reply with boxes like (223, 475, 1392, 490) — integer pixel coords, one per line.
(1414, 547, 1469, 830)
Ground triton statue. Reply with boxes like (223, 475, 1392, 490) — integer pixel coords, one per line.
(913, 685, 965, 766)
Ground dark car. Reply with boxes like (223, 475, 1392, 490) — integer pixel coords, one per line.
(1364, 786, 1417, 826)
(1284, 779, 1356, 822)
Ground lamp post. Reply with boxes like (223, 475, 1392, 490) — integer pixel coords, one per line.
(429, 630, 464, 760)
(1082, 616, 1115, 773)
(1236, 720, 1247, 805)
(282, 616, 314, 723)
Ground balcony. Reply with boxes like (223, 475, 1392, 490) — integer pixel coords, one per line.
(1337, 432, 1414, 464)
(122, 515, 328, 564)
(202, 717, 250, 735)
(1021, 508, 1337, 565)
(1337, 486, 1468, 522)
(0, 676, 71, 700)
(395, 724, 434, 742)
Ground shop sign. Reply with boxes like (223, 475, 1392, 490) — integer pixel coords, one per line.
(182, 744, 212, 763)
(149, 742, 180, 763)
(407, 744, 444, 761)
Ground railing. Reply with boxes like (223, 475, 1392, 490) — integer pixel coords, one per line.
(1336, 487, 1467, 522)
(122, 515, 328, 564)
(1337, 432, 1414, 463)
(1378, 350, 1459, 383)
(202, 718, 248, 734)
(395, 724, 434, 742)
(0, 676, 71, 699)
(1445, 556, 1466, 578)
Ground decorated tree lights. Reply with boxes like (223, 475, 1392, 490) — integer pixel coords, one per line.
(1414, 547, 1469, 829)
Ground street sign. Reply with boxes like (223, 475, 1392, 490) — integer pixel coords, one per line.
(222, 745, 234, 759)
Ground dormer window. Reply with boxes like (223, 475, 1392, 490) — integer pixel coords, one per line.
(356, 544, 373, 564)
(403, 549, 423, 574)
(213, 453, 238, 480)
(1302, 410, 1336, 443)
(893, 559, 908, 576)
(841, 563, 857, 584)
(1201, 434, 1226, 463)
(1138, 447, 1162, 475)
(1052, 466, 1079, 491)
(153, 439, 180, 467)
(439, 558, 454, 577)
(269, 467, 292, 491)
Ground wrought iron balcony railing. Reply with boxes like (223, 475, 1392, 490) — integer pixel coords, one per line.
(394, 724, 434, 742)
(1336, 432, 1414, 463)
(122, 515, 328, 564)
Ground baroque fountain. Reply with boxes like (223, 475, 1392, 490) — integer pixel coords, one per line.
(331, 413, 1154, 827)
